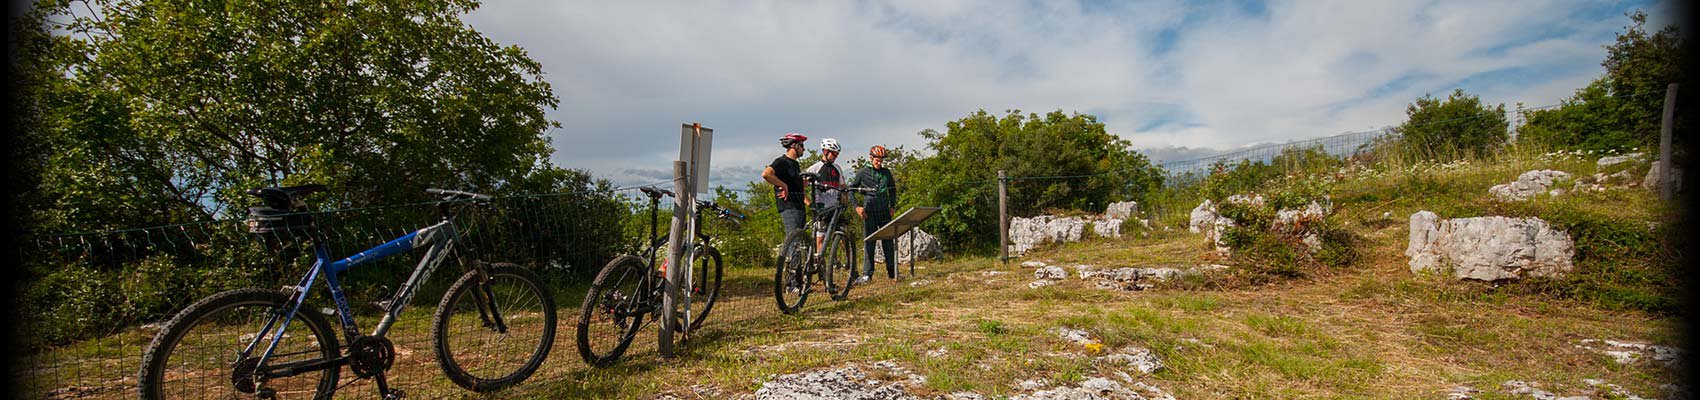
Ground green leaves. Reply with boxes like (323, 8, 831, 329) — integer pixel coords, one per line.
(1520, 10, 1682, 152)
(20, 0, 564, 231)
(1396, 88, 1508, 161)
(902, 109, 1164, 253)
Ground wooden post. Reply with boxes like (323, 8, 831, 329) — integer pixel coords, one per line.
(1658, 83, 1677, 200)
(998, 170, 1008, 264)
(660, 161, 689, 358)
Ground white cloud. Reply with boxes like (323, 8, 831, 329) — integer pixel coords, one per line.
(463, 0, 1665, 185)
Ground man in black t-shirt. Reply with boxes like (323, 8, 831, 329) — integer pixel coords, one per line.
(762, 133, 809, 234)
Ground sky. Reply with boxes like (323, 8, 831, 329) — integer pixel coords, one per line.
(460, 0, 1679, 190)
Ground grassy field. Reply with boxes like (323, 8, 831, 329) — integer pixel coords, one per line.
(18, 148, 1685, 399)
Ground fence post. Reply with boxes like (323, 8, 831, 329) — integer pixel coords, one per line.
(1659, 83, 1678, 200)
(660, 160, 689, 358)
(998, 170, 1008, 264)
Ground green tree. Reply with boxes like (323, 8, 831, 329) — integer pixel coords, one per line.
(1395, 88, 1508, 160)
(13, 0, 626, 345)
(904, 110, 1164, 252)
(1519, 10, 1682, 151)
(23, 0, 566, 233)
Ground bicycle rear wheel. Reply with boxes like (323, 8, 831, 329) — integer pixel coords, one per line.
(774, 229, 814, 314)
(139, 288, 340, 400)
(576, 255, 652, 367)
(433, 263, 557, 392)
(825, 231, 856, 301)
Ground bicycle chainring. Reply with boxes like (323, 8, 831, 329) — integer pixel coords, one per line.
(348, 335, 396, 378)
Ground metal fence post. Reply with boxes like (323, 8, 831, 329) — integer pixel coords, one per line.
(998, 170, 1008, 264)
(660, 160, 689, 358)
(1659, 83, 1678, 200)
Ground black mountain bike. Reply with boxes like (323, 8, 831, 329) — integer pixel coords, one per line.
(576, 187, 742, 367)
(139, 186, 555, 400)
(774, 174, 874, 314)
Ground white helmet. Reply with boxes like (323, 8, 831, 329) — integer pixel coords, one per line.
(820, 138, 841, 153)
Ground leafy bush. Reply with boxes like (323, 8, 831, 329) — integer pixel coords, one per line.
(1395, 89, 1508, 161)
(903, 110, 1164, 253)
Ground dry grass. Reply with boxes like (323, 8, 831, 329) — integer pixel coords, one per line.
(20, 149, 1684, 399)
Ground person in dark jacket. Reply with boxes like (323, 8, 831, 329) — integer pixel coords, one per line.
(852, 145, 899, 282)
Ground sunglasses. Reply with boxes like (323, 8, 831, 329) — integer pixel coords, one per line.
(871, 154, 886, 159)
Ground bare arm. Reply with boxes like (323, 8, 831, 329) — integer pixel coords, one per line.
(762, 166, 789, 200)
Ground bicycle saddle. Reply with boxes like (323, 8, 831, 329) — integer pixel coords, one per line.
(640, 187, 674, 200)
(246, 184, 327, 210)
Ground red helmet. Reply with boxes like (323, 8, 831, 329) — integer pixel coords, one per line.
(780, 133, 808, 148)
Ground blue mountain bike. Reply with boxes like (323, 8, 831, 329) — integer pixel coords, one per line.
(138, 185, 556, 399)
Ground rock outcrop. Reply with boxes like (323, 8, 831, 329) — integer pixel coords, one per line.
(871, 227, 943, 264)
(752, 361, 924, 400)
(1643, 160, 1683, 192)
(1489, 170, 1572, 201)
(1406, 211, 1575, 281)
(1596, 153, 1645, 169)
(1009, 202, 1145, 255)
(1191, 194, 1332, 254)
(1010, 216, 1088, 255)
(1104, 201, 1138, 220)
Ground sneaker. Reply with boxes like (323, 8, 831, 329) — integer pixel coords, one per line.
(854, 276, 870, 284)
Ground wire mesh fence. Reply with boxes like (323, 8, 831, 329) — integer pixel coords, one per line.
(11, 184, 825, 399)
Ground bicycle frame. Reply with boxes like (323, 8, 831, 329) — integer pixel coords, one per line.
(242, 215, 475, 379)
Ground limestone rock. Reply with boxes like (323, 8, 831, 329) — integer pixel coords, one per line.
(1188, 199, 1215, 233)
(1490, 170, 1572, 201)
(1406, 211, 1575, 281)
(1097, 346, 1164, 375)
(753, 361, 923, 400)
(1104, 201, 1139, 220)
(872, 227, 943, 264)
(1596, 153, 1644, 168)
(1093, 218, 1123, 238)
(1643, 160, 1683, 192)
(1010, 216, 1088, 255)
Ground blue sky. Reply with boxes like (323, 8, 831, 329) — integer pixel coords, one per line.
(461, 0, 1677, 189)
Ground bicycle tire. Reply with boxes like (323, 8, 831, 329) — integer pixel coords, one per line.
(648, 236, 724, 331)
(139, 288, 340, 400)
(688, 245, 724, 330)
(826, 230, 856, 301)
(432, 263, 557, 392)
(774, 229, 814, 314)
(576, 255, 650, 367)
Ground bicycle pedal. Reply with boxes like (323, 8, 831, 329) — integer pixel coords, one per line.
(383, 389, 407, 399)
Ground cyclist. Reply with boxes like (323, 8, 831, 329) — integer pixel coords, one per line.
(803, 138, 849, 256)
(762, 133, 809, 234)
(852, 145, 899, 283)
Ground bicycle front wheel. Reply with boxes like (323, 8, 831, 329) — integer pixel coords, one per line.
(825, 231, 856, 301)
(774, 229, 814, 314)
(139, 288, 340, 400)
(576, 255, 652, 367)
(433, 263, 557, 392)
